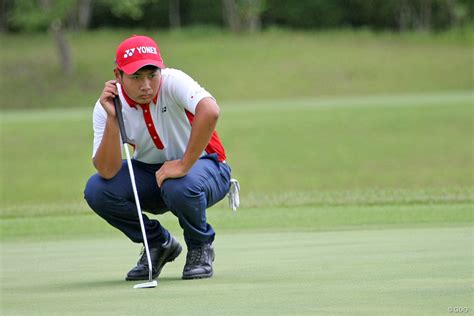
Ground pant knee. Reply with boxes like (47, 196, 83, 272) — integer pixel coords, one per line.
(161, 178, 203, 212)
(84, 174, 109, 213)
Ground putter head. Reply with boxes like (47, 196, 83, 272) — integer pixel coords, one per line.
(133, 280, 158, 289)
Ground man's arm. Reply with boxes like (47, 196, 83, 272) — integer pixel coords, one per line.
(155, 97, 220, 187)
(93, 80, 123, 179)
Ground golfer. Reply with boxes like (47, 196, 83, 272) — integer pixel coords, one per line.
(84, 35, 232, 281)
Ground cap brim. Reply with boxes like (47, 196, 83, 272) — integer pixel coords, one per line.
(120, 59, 165, 75)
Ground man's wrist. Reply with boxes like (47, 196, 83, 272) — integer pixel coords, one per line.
(179, 157, 195, 173)
(106, 115, 119, 125)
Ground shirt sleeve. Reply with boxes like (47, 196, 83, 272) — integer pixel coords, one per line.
(168, 69, 214, 114)
(92, 100, 107, 158)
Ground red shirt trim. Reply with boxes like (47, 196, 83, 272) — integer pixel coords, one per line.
(185, 110, 227, 162)
(119, 81, 164, 150)
(141, 103, 164, 149)
(120, 85, 139, 109)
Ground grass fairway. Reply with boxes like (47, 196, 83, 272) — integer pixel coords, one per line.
(2, 224, 472, 315)
(1, 91, 472, 212)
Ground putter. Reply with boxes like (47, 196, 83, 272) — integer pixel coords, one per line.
(114, 96, 158, 289)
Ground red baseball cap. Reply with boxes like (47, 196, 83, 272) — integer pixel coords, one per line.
(115, 35, 165, 75)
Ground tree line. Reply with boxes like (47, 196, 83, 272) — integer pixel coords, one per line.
(2, 0, 473, 34)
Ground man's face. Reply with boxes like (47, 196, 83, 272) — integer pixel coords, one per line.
(116, 67, 161, 105)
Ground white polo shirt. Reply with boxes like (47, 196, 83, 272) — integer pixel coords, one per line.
(92, 68, 226, 164)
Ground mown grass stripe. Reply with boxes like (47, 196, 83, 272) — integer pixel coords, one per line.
(1, 187, 473, 219)
(1, 203, 472, 241)
(0, 90, 471, 123)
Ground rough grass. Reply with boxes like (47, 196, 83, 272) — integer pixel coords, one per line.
(0, 28, 472, 110)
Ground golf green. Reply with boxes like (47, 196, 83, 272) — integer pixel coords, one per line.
(2, 226, 472, 315)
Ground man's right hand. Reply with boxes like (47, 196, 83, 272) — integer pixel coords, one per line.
(99, 80, 118, 117)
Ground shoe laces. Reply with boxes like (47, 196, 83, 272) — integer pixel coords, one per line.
(186, 247, 204, 266)
(137, 247, 148, 266)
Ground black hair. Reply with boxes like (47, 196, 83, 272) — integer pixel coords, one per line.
(118, 65, 160, 77)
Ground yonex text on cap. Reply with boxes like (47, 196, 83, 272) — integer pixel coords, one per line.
(115, 35, 165, 75)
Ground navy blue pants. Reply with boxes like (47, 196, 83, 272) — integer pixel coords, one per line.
(84, 154, 231, 249)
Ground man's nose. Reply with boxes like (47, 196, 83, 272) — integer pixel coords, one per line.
(140, 78, 151, 90)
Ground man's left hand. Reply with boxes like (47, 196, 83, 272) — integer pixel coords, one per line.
(156, 160, 189, 187)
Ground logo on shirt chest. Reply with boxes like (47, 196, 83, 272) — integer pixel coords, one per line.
(161, 106, 167, 113)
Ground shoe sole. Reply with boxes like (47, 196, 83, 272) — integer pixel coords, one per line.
(182, 271, 213, 280)
(126, 243, 182, 281)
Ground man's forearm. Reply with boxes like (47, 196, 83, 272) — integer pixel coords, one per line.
(93, 116, 123, 179)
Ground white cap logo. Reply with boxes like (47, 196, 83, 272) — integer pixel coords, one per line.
(123, 48, 136, 59)
(123, 46, 158, 59)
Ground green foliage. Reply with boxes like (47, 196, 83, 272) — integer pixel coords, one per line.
(263, 0, 472, 30)
(7, 0, 163, 31)
(99, 0, 159, 20)
(181, 0, 223, 26)
(3, 0, 473, 32)
(8, 0, 75, 31)
(340, 0, 401, 29)
(264, 0, 345, 28)
(237, 0, 266, 20)
(90, 0, 169, 29)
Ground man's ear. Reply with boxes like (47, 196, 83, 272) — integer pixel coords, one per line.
(114, 68, 122, 84)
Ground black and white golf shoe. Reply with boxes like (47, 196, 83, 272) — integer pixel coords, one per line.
(182, 243, 215, 280)
(126, 234, 182, 281)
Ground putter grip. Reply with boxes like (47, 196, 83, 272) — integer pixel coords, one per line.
(113, 96, 129, 144)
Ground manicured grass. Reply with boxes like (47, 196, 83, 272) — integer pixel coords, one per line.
(2, 226, 472, 315)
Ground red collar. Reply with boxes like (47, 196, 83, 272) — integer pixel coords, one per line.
(119, 84, 159, 109)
